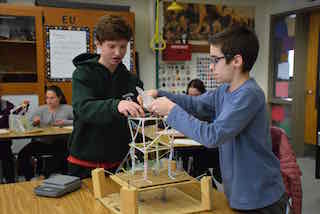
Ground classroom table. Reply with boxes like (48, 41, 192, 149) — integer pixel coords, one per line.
(0, 126, 72, 182)
(0, 126, 72, 140)
(0, 177, 238, 214)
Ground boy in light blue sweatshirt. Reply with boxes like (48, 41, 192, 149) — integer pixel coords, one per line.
(144, 26, 287, 213)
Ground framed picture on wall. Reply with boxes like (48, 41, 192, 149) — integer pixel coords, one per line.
(163, 2, 255, 46)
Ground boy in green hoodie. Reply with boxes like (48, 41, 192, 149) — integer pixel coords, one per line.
(68, 15, 145, 178)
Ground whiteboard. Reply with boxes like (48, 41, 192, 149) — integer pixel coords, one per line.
(49, 29, 88, 79)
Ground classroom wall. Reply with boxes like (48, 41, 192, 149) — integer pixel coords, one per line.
(84, 0, 269, 93)
(269, 0, 320, 14)
(6, 0, 320, 97)
(7, 0, 269, 92)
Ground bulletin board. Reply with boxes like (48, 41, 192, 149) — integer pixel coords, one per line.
(45, 25, 90, 82)
(158, 53, 220, 94)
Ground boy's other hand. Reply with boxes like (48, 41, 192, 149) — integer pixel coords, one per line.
(32, 116, 40, 126)
(53, 119, 64, 126)
(149, 97, 176, 116)
(118, 100, 145, 117)
(145, 89, 158, 98)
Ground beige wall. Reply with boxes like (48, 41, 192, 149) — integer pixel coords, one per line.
(7, 0, 320, 96)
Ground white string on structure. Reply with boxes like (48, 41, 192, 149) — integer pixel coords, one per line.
(127, 115, 175, 182)
(128, 119, 142, 175)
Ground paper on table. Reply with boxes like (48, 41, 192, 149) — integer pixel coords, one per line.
(0, 129, 10, 135)
(156, 129, 184, 137)
(62, 126, 73, 130)
(173, 139, 201, 146)
(23, 128, 43, 134)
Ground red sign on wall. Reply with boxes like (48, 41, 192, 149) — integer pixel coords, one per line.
(162, 44, 191, 61)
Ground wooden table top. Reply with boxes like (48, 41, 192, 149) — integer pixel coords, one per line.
(0, 178, 238, 214)
(0, 126, 72, 140)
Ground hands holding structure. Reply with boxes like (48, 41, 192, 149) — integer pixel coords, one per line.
(138, 89, 176, 117)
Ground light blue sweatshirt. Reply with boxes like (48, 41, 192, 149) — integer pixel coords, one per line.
(159, 78, 284, 210)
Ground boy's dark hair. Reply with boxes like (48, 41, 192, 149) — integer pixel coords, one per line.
(46, 85, 67, 104)
(187, 79, 206, 94)
(95, 15, 132, 43)
(208, 26, 259, 72)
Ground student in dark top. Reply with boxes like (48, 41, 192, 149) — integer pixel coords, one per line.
(0, 97, 15, 183)
(186, 79, 206, 96)
(68, 15, 144, 179)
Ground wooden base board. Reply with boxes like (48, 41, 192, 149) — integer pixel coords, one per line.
(100, 187, 207, 214)
(111, 169, 195, 190)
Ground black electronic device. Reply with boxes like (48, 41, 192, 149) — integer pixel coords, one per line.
(34, 174, 81, 197)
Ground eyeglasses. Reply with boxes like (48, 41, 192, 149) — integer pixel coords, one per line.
(210, 56, 226, 65)
(210, 54, 234, 65)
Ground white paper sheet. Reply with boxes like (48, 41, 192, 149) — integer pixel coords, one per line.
(62, 126, 73, 130)
(122, 42, 131, 71)
(277, 62, 290, 80)
(49, 29, 87, 79)
(173, 139, 201, 146)
(0, 129, 10, 135)
(156, 129, 184, 137)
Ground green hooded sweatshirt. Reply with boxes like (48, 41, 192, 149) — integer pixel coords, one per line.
(69, 53, 143, 163)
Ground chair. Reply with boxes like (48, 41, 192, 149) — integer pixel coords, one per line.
(270, 126, 302, 214)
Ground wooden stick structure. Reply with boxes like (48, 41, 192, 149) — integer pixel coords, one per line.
(91, 115, 214, 214)
(92, 168, 214, 214)
(127, 116, 175, 181)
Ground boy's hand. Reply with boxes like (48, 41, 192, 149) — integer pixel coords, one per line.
(32, 116, 40, 126)
(149, 97, 176, 116)
(53, 119, 64, 126)
(137, 89, 158, 107)
(145, 89, 158, 98)
(118, 100, 145, 117)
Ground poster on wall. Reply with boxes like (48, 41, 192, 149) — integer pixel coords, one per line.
(45, 26, 90, 81)
(163, 2, 255, 44)
(158, 53, 220, 94)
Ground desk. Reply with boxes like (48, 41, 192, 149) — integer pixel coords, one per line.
(0, 127, 72, 182)
(0, 127, 72, 140)
(0, 178, 238, 214)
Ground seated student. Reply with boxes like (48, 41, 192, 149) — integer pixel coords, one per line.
(0, 97, 15, 183)
(18, 85, 73, 180)
(182, 79, 222, 187)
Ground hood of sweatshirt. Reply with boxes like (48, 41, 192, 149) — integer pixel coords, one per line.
(72, 53, 100, 67)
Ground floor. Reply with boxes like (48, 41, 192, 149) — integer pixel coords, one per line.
(297, 156, 320, 214)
